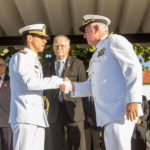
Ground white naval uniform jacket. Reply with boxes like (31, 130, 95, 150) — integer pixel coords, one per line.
(9, 48, 63, 127)
(72, 34, 143, 127)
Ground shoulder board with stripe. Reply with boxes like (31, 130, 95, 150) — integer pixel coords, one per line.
(19, 50, 27, 54)
(106, 32, 113, 39)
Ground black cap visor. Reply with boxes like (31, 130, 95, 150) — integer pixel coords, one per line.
(79, 19, 108, 33)
(23, 32, 50, 40)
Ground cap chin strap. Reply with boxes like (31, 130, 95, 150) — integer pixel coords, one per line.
(83, 19, 108, 26)
(29, 30, 48, 36)
(83, 19, 94, 25)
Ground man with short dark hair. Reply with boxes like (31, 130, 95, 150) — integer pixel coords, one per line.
(9, 24, 69, 150)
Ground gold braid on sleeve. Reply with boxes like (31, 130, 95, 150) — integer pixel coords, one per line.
(43, 96, 49, 116)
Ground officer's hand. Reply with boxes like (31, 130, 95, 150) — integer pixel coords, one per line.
(64, 77, 75, 91)
(59, 84, 66, 92)
(59, 80, 72, 94)
(136, 118, 141, 125)
(126, 102, 138, 121)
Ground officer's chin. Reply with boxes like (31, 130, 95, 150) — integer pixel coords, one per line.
(87, 41, 92, 45)
(38, 48, 44, 53)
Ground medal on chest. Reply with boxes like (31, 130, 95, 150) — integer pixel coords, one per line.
(97, 48, 105, 57)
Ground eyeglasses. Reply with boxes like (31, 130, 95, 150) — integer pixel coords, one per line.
(54, 45, 69, 49)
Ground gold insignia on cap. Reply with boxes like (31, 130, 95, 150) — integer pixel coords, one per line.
(19, 50, 27, 54)
(29, 25, 48, 37)
(42, 25, 46, 34)
(83, 19, 94, 25)
(34, 65, 39, 69)
(29, 31, 47, 36)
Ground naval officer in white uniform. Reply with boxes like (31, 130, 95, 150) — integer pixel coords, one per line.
(61, 15, 143, 150)
(9, 24, 69, 150)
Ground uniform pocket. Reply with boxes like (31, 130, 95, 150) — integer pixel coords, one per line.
(25, 99, 35, 105)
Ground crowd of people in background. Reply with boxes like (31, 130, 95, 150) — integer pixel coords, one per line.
(0, 14, 150, 150)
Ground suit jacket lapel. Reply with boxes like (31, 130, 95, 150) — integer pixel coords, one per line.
(1, 75, 9, 89)
(64, 55, 72, 77)
(51, 57, 57, 75)
(45, 57, 56, 76)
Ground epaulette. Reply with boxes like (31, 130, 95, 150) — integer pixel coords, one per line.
(106, 32, 113, 39)
(19, 50, 27, 54)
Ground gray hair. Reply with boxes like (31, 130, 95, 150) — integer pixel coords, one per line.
(90, 22, 109, 33)
(53, 35, 70, 46)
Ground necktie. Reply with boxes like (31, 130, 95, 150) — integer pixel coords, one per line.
(57, 60, 65, 102)
(57, 60, 64, 77)
(0, 77, 2, 88)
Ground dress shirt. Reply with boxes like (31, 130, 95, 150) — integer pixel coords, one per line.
(55, 57, 67, 76)
(0, 74, 4, 88)
(56, 57, 67, 102)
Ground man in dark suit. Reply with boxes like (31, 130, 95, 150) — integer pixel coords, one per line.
(0, 58, 13, 150)
(43, 35, 86, 150)
(131, 95, 149, 150)
(82, 97, 101, 150)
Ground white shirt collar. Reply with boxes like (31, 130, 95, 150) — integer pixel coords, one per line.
(56, 56, 67, 63)
(24, 47, 38, 58)
(0, 74, 5, 80)
(96, 35, 108, 50)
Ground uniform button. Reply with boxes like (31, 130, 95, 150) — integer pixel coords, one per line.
(92, 72, 94, 75)
(93, 97, 96, 100)
(92, 84, 94, 87)
(32, 102, 35, 106)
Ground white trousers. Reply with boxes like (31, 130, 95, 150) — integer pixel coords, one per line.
(11, 123, 45, 150)
(104, 118, 137, 150)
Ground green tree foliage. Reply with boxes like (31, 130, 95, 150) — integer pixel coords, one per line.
(70, 45, 96, 70)
(133, 43, 150, 70)
(0, 43, 150, 71)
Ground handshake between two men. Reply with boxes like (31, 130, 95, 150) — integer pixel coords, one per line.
(60, 77, 74, 94)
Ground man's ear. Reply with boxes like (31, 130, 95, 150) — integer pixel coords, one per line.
(26, 34, 33, 43)
(68, 45, 71, 51)
(94, 24, 99, 33)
